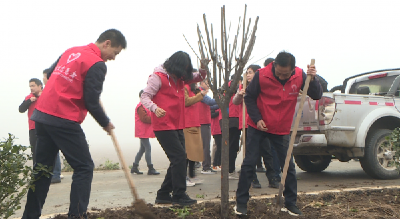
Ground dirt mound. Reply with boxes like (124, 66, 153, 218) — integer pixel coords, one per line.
(54, 188, 400, 218)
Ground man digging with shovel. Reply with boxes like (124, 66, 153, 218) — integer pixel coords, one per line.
(234, 51, 322, 216)
(22, 29, 126, 219)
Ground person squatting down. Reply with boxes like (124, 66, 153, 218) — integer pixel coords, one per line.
(22, 29, 127, 219)
(234, 51, 323, 216)
(131, 90, 160, 175)
(140, 51, 207, 206)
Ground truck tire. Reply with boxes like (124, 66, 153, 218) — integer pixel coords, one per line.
(360, 129, 399, 179)
(294, 155, 332, 172)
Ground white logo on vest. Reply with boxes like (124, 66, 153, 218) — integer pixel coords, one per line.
(67, 53, 81, 64)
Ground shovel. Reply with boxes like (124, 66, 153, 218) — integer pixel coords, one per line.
(274, 59, 315, 214)
(101, 101, 156, 219)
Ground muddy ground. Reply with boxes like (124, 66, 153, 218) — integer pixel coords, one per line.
(53, 188, 400, 219)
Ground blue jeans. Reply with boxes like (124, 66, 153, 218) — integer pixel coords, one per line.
(134, 138, 152, 165)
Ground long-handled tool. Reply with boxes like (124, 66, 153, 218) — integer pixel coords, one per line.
(242, 73, 247, 158)
(100, 101, 156, 219)
(275, 59, 315, 213)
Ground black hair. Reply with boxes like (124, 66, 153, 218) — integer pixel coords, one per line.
(139, 90, 144, 98)
(275, 51, 295, 70)
(163, 51, 193, 81)
(96, 29, 127, 49)
(230, 75, 243, 81)
(264, 58, 275, 67)
(43, 68, 51, 74)
(247, 65, 261, 73)
(29, 78, 43, 87)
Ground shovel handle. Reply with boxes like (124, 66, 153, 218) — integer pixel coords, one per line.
(100, 101, 140, 201)
(275, 59, 315, 212)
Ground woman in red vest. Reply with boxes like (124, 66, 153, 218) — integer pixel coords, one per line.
(141, 51, 206, 206)
(131, 90, 160, 175)
(183, 83, 207, 185)
(211, 108, 222, 170)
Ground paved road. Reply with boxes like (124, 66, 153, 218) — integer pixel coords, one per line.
(13, 160, 400, 218)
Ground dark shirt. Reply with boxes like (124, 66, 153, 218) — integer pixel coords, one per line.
(244, 66, 323, 125)
(19, 99, 33, 113)
(31, 61, 109, 128)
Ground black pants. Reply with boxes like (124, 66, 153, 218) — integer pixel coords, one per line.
(236, 126, 297, 207)
(186, 159, 195, 178)
(29, 129, 37, 165)
(212, 134, 222, 166)
(229, 127, 241, 173)
(22, 122, 94, 219)
(154, 130, 187, 198)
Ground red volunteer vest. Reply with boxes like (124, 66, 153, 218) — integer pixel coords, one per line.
(228, 81, 240, 118)
(184, 85, 201, 128)
(198, 87, 211, 125)
(25, 94, 38, 130)
(247, 63, 303, 135)
(211, 109, 222, 135)
(36, 43, 103, 123)
(135, 103, 155, 138)
(151, 72, 186, 131)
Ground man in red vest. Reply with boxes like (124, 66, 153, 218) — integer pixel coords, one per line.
(234, 51, 322, 216)
(19, 78, 43, 165)
(22, 29, 127, 219)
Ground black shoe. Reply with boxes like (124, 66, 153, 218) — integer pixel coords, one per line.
(51, 177, 61, 184)
(147, 164, 160, 175)
(252, 180, 261, 189)
(131, 163, 143, 174)
(155, 193, 172, 204)
(282, 205, 303, 216)
(172, 193, 197, 206)
(234, 203, 247, 215)
(268, 177, 280, 189)
(256, 167, 266, 172)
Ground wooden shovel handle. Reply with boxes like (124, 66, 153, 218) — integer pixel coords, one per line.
(100, 101, 140, 201)
(275, 59, 315, 211)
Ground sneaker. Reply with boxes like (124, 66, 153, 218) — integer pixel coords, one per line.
(51, 177, 61, 184)
(172, 193, 197, 206)
(256, 167, 266, 172)
(186, 178, 196, 187)
(229, 171, 239, 180)
(269, 177, 280, 189)
(212, 166, 221, 171)
(60, 174, 64, 179)
(155, 193, 172, 204)
(252, 180, 261, 189)
(189, 177, 204, 185)
(281, 205, 303, 216)
(234, 203, 247, 215)
(201, 169, 217, 174)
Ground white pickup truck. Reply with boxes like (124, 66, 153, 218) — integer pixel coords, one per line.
(291, 68, 400, 179)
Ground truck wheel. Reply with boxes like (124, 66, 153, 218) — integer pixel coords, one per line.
(294, 155, 331, 172)
(360, 129, 399, 179)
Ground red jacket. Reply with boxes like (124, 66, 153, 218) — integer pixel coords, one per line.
(184, 85, 201, 128)
(36, 43, 103, 123)
(135, 103, 155, 138)
(25, 94, 38, 130)
(151, 72, 186, 131)
(198, 88, 211, 125)
(247, 66, 303, 135)
(211, 109, 222, 135)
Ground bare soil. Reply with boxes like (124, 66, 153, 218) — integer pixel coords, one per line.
(53, 188, 400, 219)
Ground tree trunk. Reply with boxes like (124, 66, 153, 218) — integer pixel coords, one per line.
(220, 104, 229, 219)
